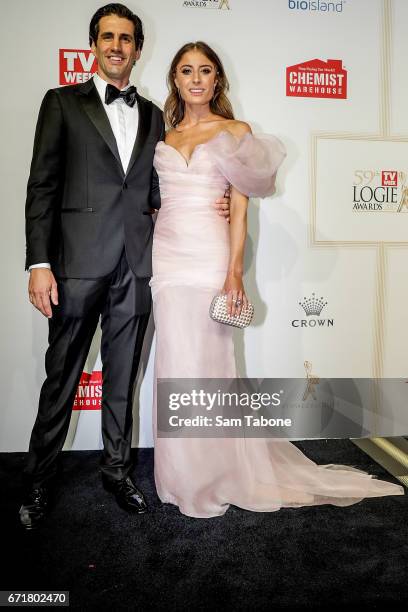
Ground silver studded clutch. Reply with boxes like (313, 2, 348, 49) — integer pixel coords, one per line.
(209, 294, 254, 328)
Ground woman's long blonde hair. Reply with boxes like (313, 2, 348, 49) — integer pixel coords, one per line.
(163, 41, 234, 128)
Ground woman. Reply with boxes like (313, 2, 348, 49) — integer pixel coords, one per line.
(150, 42, 404, 518)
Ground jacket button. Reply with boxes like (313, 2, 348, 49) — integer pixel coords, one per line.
(122, 182, 128, 190)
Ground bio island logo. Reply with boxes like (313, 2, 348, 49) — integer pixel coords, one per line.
(291, 293, 334, 328)
(352, 169, 408, 212)
(183, 0, 230, 8)
(288, 0, 346, 12)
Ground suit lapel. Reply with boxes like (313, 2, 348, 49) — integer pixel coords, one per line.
(77, 79, 123, 173)
(125, 94, 152, 179)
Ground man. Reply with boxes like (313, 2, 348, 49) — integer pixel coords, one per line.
(21, 3, 230, 529)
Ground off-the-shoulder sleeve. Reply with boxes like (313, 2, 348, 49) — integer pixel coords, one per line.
(205, 131, 286, 198)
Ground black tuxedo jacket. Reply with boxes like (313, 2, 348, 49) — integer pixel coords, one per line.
(25, 78, 165, 278)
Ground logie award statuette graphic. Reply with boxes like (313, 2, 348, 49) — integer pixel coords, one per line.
(303, 361, 319, 401)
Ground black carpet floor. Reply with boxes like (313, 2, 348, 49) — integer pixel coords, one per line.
(1, 440, 407, 611)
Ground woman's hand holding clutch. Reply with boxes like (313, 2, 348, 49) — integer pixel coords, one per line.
(222, 271, 249, 318)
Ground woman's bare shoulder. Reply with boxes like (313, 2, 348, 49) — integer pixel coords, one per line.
(221, 119, 252, 138)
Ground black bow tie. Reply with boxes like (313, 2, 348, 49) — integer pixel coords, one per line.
(105, 84, 137, 107)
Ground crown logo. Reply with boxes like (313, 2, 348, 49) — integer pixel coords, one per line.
(299, 293, 327, 316)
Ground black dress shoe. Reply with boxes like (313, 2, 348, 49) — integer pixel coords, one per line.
(102, 475, 148, 514)
(19, 486, 49, 530)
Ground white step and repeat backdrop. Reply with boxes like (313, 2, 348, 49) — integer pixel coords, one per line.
(1, 0, 407, 451)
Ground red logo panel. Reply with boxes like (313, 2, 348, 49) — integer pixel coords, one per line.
(381, 171, 398, 187)
(73, 371, 102, 411)
(286, 58, 347, 99)
(59, 49, 97, 85)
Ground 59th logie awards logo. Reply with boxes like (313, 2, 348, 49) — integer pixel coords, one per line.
(182, 0, 230, 8)
(352, 169, 408, 212)
(291, 293, 334, 327)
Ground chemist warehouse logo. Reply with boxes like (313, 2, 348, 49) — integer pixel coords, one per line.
(72, 371, 102, 411)
(59, 49, 97, 85)
(182, 0, 231, 9)
(352, 169, 408, 212)
(286, 58, 347, 99)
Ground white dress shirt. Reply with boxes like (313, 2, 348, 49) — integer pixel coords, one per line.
(30, 73, 139, 271)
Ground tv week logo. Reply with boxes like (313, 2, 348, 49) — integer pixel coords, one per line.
(382, 171, 398, 187)
(59, 49, 97, 85)
(286, 58, 347, 99)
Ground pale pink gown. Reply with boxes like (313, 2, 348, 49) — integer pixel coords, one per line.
(150, 131, 405, 518)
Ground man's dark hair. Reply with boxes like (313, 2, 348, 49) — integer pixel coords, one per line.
(89, 3, 144, 50)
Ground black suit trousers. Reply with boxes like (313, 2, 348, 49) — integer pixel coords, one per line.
(24, 251, 151, 488)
